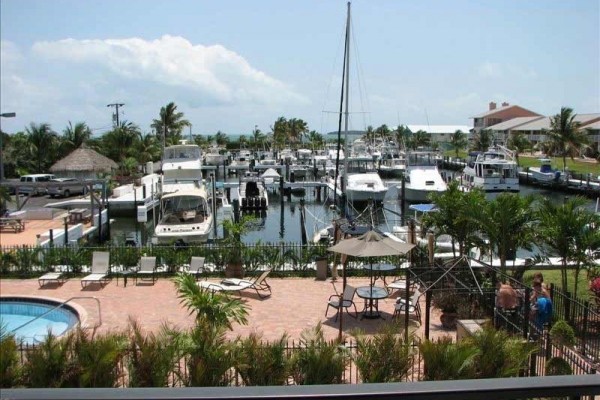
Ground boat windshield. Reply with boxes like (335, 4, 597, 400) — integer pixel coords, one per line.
(165, 147, 200, 160)
(162, 195, 207, 214)
(408, 152, 439, 166)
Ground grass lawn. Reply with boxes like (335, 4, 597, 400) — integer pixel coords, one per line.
(523, 269, 594, 302)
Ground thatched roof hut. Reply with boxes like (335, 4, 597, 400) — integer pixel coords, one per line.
(50, 146, 118, 178)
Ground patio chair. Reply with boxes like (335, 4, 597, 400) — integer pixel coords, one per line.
(386, 277, 419, 295)
(38, 266, 68, 287)
(135, 256, 157, 285)
(393, 289, 422, 323)
(187, 257, 206, 281)
(198, 269, 272, 298)
(81, 251, 111, 288)
(325, 284, 358, 322)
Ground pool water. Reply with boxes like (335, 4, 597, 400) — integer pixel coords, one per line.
(0, 299, 79, 345)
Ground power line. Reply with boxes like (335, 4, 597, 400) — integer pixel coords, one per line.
(106, 103, 124, 127)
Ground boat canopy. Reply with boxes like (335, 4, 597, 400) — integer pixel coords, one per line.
(408, 203, 437, 213)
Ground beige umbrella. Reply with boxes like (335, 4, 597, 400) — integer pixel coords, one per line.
(327, 230, 416, 340)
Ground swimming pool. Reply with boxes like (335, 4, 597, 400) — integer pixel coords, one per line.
(0, 297, 80, 345)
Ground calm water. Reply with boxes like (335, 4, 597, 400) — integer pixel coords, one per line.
(109, 172, 598, 246)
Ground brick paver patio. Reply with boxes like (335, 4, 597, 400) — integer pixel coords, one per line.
(0, 276, 451, 342)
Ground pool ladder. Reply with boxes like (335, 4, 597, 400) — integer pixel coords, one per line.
(9, 296, 102, 335)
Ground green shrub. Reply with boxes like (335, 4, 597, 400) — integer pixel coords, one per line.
(235, 333, 290, 386)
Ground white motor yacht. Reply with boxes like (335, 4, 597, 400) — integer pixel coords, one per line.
(154, 142, 213, 244)
(461, 146, 519, 192)
(402, 151, 447, 202)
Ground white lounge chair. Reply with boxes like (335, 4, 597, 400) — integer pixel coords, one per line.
(198, 269, 272, 298)
(81, 252, 111, 288)
(38, 266, 68, 287)
(325, 284, 358, 322)
(187, 257, 206, 281)
(135, 256, 157, 285)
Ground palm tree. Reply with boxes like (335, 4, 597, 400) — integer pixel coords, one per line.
(507, 131, 530, 166)
(449, 130, 468, 158)
(62, 121, 91, 153)
(472, 129, 494, 151)
(306, 130, 324, 149)
(272, 117, 288, 149)
(545, 107, 590, 171)
(288, 118, 308, 145)
(25, 123, 58, 173)
(214, 131, 229, 146)
(151, 102, 191, 147)
(424, 181, 487, 257)
(472, 193, 536, 279)
(375, 124, 392, 141)
(394, 124, 411, 150)
(535, 196, 598, 296)
(174, 273, 248, 330)
(410, 130, 431, 150)
(101, 121, 140, 162)
(238, 134, 248, 149)
(251, 128, 265, 150)
(363, 125, 375, 143)
(134, 132, 161, 165)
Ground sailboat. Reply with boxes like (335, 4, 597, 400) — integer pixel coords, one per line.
(326, 2, 388, 206)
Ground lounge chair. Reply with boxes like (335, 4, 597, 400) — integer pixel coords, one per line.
(38, 266, 68, 287)
(393, 289, 422, 323)
(187, 257, 206, 281)
(198, 269, 272, 298)
(325, 284, 358, 322)
(81, 251, 111, 288)
(135, 256, 157, 285)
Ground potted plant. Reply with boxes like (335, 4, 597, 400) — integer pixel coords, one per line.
(432, 290, 462, 329)
(222, 216, 255, 278)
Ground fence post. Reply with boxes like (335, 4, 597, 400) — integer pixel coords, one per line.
(523, 287, 531, 340)
(528, 344, 537, 376)
(544, 327, 552, 361)
(581, 301, 589, 357)
(565, 290, 572, 323)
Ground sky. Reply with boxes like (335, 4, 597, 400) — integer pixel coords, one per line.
(1, 0, 598, 137)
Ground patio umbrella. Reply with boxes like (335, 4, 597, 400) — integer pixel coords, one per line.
(327, 230, 416, 340)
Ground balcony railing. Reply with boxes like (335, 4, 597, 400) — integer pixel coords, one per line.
(3, 375, 600, 400)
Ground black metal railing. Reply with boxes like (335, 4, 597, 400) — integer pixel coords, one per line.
(3, 375, 600, 400)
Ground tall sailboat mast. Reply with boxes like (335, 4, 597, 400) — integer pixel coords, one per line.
(342, 1, 351, 193)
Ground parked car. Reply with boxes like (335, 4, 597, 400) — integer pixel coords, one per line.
(18, 174, 56, 196)
(47, 178, 86, 198)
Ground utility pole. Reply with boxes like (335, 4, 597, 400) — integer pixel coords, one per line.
(0, 112, 16, 181)
(106, 103, 124, 127)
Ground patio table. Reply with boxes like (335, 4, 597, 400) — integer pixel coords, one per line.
(115, 267, 138, 287)
(363, 263, 396, 286)
(356, 285, 388, 319)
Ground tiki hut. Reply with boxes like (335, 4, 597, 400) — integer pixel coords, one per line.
(50, 145, 118, 180)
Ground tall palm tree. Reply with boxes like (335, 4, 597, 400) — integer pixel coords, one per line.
(507, 131, 530, 166)
(25, 123, 58, 173)
(288, 118, 308, 146)
(472, 193, 536, 279)
(449, 130, 468, 158)
(151, 102, 191, 147)
(410, 130, 431, 151)
(472, 129, 494, 151)
(545, 107, 590, 171)
(363, 125, 376, 143)
(272, 117, 288, 149)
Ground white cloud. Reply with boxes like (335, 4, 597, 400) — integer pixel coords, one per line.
(32, 35, 308, 106)
(477, 61, 537, 80)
